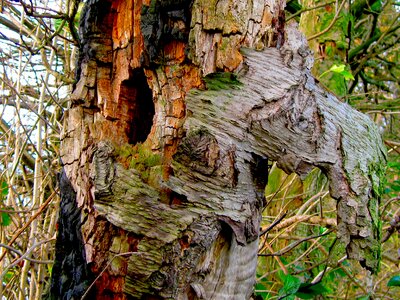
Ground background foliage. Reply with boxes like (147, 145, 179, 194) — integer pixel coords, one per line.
(0, 0, 79, 298)
(0, 0, 398, 299)
(256, 0, 399, 299)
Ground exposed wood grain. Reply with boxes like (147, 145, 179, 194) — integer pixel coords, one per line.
(52, 0, 386, 299)
(172, 43, 386, 271)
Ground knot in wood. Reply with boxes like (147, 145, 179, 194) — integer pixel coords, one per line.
(175, 129, 220, 175)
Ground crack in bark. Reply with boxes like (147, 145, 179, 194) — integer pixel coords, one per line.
(53, 1, 386, 298)
(177, 46, 386, 272)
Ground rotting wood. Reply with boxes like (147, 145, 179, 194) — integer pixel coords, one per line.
(50, 0, 386, 299)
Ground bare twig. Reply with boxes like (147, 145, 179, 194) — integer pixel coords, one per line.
(0, 238, 55, 280)
(0, 243, 53, 264)
(259, 230, 333, 257)
(307, 0, 347, 41)
(286, 1, 335, 22)
(0, 189, 57, 263)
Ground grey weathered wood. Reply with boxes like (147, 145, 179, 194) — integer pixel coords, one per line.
(168, 43, 386, 271)
(52, 1, 386, 298)
(91, 44, 385, 298)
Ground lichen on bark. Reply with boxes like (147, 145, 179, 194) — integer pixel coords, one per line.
(52, 0, 386, 299)
(179, 43, 386, 272)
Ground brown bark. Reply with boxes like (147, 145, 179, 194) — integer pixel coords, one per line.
(50, 0, 385, 299)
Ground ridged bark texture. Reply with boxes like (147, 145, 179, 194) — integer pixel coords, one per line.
(51, 0, 385, 299)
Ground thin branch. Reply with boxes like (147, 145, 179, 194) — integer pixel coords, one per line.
(67, 0, 80, 45)
(259, 230, 333, 257)
(359, 71, 391, 93)
(261, 240, 289, 275)
(0, 76, 60, 132)
(270, 215, 336, 231)
(381, 213, 400, 243)
(0, 243, 53, 264)
(0, 238, 55, 280)
(307, 0, 347, 41)
(40, 48, 75, 84)
(0, 189, 57, 263)
(352, 20, 400, 77)
(259, 211, 287, 236)
(0, 118, 36, 170)
(286, 1, 335, 22)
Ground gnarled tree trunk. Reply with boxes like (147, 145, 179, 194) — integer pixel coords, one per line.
(49, 0, 386, 299)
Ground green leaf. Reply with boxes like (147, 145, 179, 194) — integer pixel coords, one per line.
(330, 64, 346, 73)
(254, 282, 271, 299)
(295, 282, 329, 299)
(277, 270, 286, 281)
(387, 275, 400, 287)
(1, 212, 11, 226)
(329, 64, 355, 80)
(319, 226, 328, 234)
(54, 18, 65, 31)
(391, 184, 400, 192)
(340, 70, 355, 80)
(295, 292, 314, 299)
(342, 260, 351, 267)
(356, 296, 370, 300)
(328, 72, 347, 96)
(1, 181, 8, 198)
(388, 161, 400, 170)
(279, 274, 301, 299)
(332, 268, 346, 278)
(3, 270, 14, 283)
(370, 0, 382, 13)
(336, 41, 348, 50)
(320, 64, 355, 82)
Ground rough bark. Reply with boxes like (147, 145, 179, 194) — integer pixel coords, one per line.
(50, 0, 386, 299)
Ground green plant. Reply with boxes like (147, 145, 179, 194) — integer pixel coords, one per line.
(319, 64, 355, 81)
(0, 181, 11, 227)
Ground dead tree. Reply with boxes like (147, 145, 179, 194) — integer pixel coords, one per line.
(50, 0, 386, 299)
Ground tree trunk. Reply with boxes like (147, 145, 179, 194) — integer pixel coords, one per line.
(49, 0, 386, 299)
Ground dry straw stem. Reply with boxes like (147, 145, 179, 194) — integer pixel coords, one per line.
(0, 237, 55, 281)
(0, 243, 53, 264)
(260, 230, 333, 257)
(0, 189, 57, 263)
(270, 215, 336, 231)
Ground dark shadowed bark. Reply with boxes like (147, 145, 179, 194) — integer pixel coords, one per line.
(50, 0, 386, 299)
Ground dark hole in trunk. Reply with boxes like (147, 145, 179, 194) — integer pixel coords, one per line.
(120, 69, 155, 144)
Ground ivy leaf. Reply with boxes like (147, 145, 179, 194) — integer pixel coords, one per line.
(388, 161, 400, 170)
(387, 275, 400, 287)
(390, 182, 400, 192)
